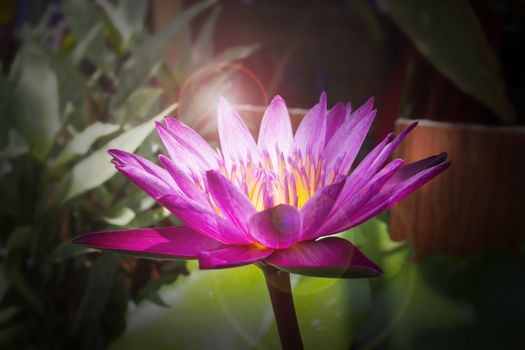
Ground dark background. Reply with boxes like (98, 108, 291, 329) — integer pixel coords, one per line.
(1, 0, 524, 349)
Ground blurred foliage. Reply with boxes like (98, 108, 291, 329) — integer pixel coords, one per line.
(109, 219, 396, 350)
(111, 218, 525, 350)
(0, 0, 257, 348)
(1, 1, 523, 349)
(382, 0, 515, 123)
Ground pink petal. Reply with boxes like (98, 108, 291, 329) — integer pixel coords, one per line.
(159, 194, 252, 245)
(266, 237, 382, 278)
(248, 204, 301, 249)
(218, 97, 260, 170)
(334, 132, 393, 205)
(294, 92, 327, 157)
(384, 152, 447, 189)
(205, 170, 256, 235)
(155, 121, 214, 176)
(115, 164, 176, 200)
(316, 159, 405, 237)
(258, 95, 294, 165)
(164, 116, 218, 167)
(324, 102, 347, 142)
(300, 180, 345, 241)
(109, 149, 177, 190)
(335, 121, 417, 208)
(159, 155, 210, 206)
(198, 245, 273, 269)
(324, 97, 376, 174)
(346, 160, 451, 230)
(73, 226, 224, 259)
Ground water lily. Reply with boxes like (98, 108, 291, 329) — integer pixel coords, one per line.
(74, 92, 448, 276)
(74, 92, 449, 349)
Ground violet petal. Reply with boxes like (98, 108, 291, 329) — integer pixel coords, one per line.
(335, 121, 417, 208)
(159, 194, 252, 245)
(199, 245, 273, 269)
(218, 97, 260, 170)
(155, 121, 214, 175)
(258, 95, 294, 164)
(266, 237, 382, 278)
(73, 226, 224, 259)
(294, 92, 327, 157)
(324, 97, 375, 174)
(115, 164, 176, 200)
(384, 152, 448, 189)
(164, 116, 219, 166)
(300, 180, 345, 241)
(316, 158, 405, 237)
(324, 102, 347, 142)
(340, 160, 451, 232)
(109, 149, 176, 186)
(159, 154, 210, 206)
(205, 169, 256, 237)
(248, 204, 301, 249)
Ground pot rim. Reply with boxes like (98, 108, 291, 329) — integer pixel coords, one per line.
(396, 118, 525, 134)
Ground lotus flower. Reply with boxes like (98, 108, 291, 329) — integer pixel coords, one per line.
(74, 92, 449, 278)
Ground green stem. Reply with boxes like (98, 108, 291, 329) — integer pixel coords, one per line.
(261, 266, 304, 350)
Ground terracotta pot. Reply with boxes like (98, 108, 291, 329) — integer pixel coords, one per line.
(390, 118, 525, 258)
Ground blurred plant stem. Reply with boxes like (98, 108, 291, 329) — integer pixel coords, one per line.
(262, 266, 304, 350)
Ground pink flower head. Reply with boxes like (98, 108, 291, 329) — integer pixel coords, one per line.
(74, 93, 449, 278)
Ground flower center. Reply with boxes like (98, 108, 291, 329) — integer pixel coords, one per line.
(207, 149, 344, 212)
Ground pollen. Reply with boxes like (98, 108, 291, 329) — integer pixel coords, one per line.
(206, 147, 341, 212)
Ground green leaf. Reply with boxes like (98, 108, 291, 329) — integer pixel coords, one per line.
(5, 261, 45, 315)
(74, 253, 119, 330)
(96, 0, 148, 48)
(352, 0, 384, 41)
(61, 0, 102, 47)
(66, 122, 120, 154)
(0, 264, 9, 303)
(71, 24, 103, 64)
(13, 45, 60, 159)
(48, 240, 90, 262)
(0, 322, 25, 346)
(211, 43, 260, 66)
(0, 175, 19, 217)
(340, 219, 411, 280)
(113, 87, 162, 124)
(0, 306, 19, 325)
(57, 103, 176, 203)
(174, 6, 258, 75)
(0, 161, 10, 176)
(114, 0, 217, 105)
(0, 70, 19, 140)
(146, 292, 170, 308)
(187, 6, 221, 68)
(61, 0, 114, 71)
(110, 262, 371, 350)
(6, 226, 33, 254)
(135, 270, 182, 307)
(131, 207, 172, 228)
(44, 49, 88, 111)
(355, 257, 478, 349)
(102, 206, 136, 226)
(0, 129, 28, 158)
(55, 122, 120, 165)
(0, 129, 28, 175)
(385, 0, 515, 122)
